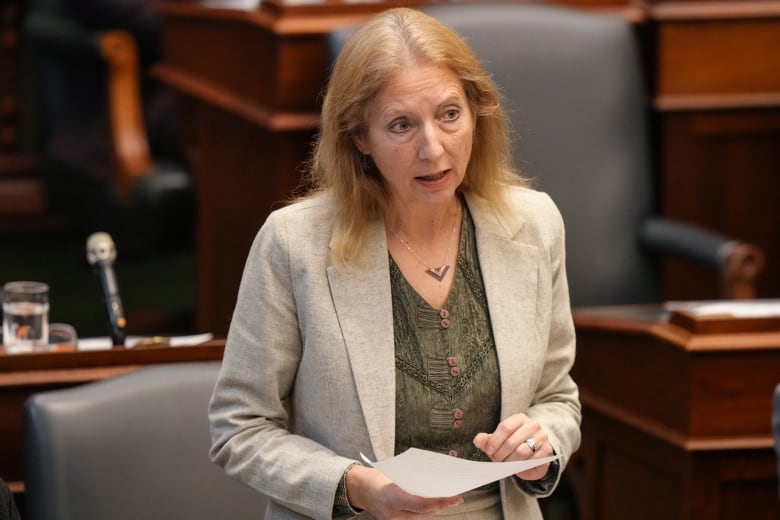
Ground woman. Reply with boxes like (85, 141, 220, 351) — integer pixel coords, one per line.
(209, 7, 580, 519)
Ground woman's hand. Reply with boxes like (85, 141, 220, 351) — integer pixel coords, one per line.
(472, 413, 552, 481)
(346, 464, 463, 519)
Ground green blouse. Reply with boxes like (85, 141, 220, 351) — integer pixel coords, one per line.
(391, 204, 501, 463)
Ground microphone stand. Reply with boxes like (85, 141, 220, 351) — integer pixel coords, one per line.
(86, 232, 127, 348)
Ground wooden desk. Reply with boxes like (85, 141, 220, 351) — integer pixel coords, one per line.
(0, 341, 225, 493)
(569, 305, 780, 519)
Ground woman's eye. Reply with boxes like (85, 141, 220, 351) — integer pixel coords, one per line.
(390, 120, 410, 133)
(443, 109, 460, 121)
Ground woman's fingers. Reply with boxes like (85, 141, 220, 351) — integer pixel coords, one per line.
(348, 465, 463, 519)
(472, 413, 549, 462)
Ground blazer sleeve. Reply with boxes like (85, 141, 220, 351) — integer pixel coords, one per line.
(510, 191, 581, 498)
(533, 193, 580, 439)
(208, 208, 357, 520)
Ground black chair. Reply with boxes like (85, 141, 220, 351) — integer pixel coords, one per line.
(23, 362, 268, 520)
(329, 3, 764, 308)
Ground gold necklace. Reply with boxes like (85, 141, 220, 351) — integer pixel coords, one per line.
(388, 202, 461, 282)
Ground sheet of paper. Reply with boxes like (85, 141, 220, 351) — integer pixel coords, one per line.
(361, 448, 560, 498)
(665, 299, 780, 318)
(77, 333, 214, 351)
(202, 0, 259, 9)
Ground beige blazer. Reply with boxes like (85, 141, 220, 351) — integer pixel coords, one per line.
(209, 187, 581, 520)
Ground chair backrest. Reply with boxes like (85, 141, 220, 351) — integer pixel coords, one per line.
(329, 4, 658, 307)
(773, 383, 780, 498)
(24, 362, 267, 520)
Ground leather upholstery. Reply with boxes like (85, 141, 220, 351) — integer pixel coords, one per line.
(23, 362, 268, 520)
(429, 4, 655, 306)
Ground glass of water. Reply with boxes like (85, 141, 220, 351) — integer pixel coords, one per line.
(2, 281, 50, 354)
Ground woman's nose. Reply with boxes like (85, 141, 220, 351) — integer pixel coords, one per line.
(417, 123, 445, 161)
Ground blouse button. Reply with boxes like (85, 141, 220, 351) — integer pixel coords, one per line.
(440, 318, 450, 329)
(450, 366, 461, 377)
(452, 408, 464, 420)
(448, 449, 459, 457)
(439, 309, 450, 319)
(452, 419, 463, 429)
(447, 356, 458, 367)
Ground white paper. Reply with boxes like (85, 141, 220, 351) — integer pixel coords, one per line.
(665, 299, 780, 318)
(360, 448, 560, 498)
(77, 333, 214, 351)
(202, 0, 260, 9)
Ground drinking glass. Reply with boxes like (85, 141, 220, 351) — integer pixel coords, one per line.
(2, 281, 50, 354)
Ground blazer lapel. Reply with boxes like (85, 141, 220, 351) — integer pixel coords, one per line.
(327, 220, 396, 460)
(466, 194, 543, 419)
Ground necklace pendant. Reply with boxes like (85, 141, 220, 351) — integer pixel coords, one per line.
(425, 265, 450, 282)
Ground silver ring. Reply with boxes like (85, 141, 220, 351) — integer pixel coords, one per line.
(525, 438, 538, 454)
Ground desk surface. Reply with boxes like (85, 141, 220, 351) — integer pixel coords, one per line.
(0, 340, 224, 373)
(575, 302, 780, 349)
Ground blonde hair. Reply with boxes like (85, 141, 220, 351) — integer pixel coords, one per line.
(306, 7, 528, 265)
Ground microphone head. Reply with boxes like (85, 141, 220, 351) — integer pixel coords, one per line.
(86, 232, 117, 266)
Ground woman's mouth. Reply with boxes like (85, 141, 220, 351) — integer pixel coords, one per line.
(416, 169, 449, 182)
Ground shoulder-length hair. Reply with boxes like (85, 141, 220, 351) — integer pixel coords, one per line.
(306, 7, 528, 266)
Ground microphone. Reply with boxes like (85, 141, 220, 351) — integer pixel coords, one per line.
(86, 232, 126, 347)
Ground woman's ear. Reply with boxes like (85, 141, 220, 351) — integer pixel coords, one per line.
(352, 134, 368, 156)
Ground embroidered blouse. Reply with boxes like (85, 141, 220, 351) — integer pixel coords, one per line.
(391, 205, 501, 462)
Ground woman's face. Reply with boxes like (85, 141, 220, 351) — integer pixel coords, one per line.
(353, 62, 475, 211)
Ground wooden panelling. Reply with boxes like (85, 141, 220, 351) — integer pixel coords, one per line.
(658, 108, 780, 300)
(647, 2, 780, 300)
(569, 306, 780, 519)
(180, 98, 316, 333)
(656, 18, 780, 100)
(1, 0, 24, 155)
